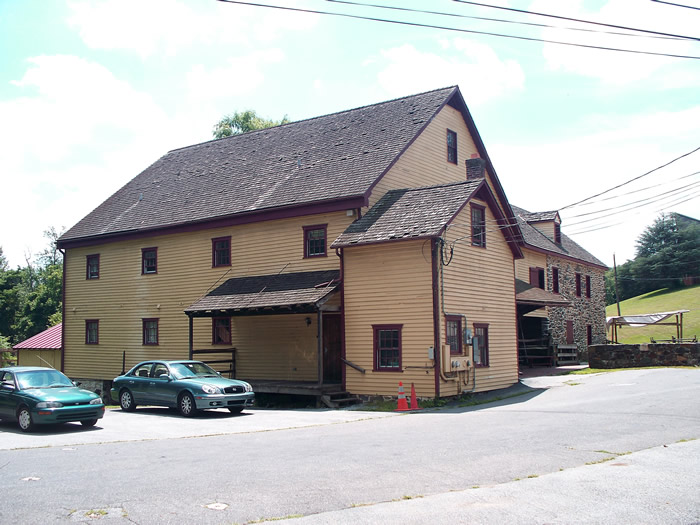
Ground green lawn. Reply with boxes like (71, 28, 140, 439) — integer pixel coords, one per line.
(606, 285, 700, 344)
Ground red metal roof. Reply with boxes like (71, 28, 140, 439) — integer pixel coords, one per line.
(13, 323, 62, 350)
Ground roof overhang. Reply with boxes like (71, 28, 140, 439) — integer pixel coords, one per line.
(184, 270, 341, 318)
(515, 279, 571, 314)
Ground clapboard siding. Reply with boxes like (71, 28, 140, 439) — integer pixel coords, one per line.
(343, 240, 436, 398)
(441, 199, 518, 392)
(370, 105, 478, 207)
(63, 211, 351, 379)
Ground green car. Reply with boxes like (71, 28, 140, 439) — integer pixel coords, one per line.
(111, 360, 255, 417)
(0, 366, 105, 432)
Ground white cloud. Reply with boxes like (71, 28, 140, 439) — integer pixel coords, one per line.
(185, 49, 285, 100)
(67, 0, 318, 58)
(376, 41, 524, 105)
(533, 0, 698, 86)
(0, 55, 175, 267)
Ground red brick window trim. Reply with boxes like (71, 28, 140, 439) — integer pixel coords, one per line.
(447, 129, 458, 164)
(373, 324, 402, 372)
(585, 275, 591, 299)
(575, 273, 582, 297)
(473, 323, 489, 367)
(303, 224, 327, 258)
(142, 247, 157, 274)
(212, 236, 231, 268)
(212, 317, 231, 345)
(86, 254, 100, 280)
(143, 318, 159, 346)
(85, 320, 99, 345)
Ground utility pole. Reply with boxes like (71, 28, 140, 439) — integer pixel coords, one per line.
(613, 253, 621, 316)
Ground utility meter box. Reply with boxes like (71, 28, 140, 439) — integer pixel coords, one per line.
(441, 345, 472, 372)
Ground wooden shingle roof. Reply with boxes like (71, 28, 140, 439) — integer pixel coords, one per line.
(512, 205, 607, 269)
(59, 87, 461, 245)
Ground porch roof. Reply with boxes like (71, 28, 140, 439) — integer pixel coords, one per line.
(515, 279, 571, 313)
(184, 269, 340, 317)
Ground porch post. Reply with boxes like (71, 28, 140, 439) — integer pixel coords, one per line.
(317, 309, 324, 388)
(188, 315, 193, 360)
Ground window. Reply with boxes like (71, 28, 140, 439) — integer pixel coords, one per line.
(552, 267, 560, 294)
(529, 267, 545, 289)
(554, 222, 561, 244)
(585, 275, 591, 299)
(212, 237, 231, 267)
(446, 316, 462, 355)
(373, 325, 402, 372)
(142, 247, 157, 274)
(85, 320, 99, 345)
(473, 324, 489, 367)
(447, 129, 458, 164)
(471, 204, 486, 247)
(143, 319, 159, 345)
(566, 320, 574, 344)
(131, 363, 153, 378)
(575, 273, 582, 297)
(86, 254, 99, 280)
(212, 317, 231, 345)
(587, 324, 593, 345)
(303, 224, 327, 258)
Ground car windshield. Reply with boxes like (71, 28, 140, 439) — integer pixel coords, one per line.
(169, 362, 219, 379)
(17, 370, 73, 389)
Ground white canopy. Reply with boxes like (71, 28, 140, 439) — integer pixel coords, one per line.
(606, 310, 690, 329)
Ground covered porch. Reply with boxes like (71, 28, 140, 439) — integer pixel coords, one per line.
(183, 270, 348, 400)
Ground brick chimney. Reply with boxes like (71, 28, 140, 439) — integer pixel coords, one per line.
(466, 155, 485, 181)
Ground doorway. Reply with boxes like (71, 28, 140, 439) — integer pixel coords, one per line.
(323, 314, 342, 383)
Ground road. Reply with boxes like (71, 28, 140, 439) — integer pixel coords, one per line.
(0, 368, 698, 524)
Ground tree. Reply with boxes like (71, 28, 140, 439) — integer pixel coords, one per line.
(212, 110, 289, 139)
(605, 212, 700, 304)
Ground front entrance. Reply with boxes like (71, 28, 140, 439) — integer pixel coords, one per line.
(323, 314, 342, 383)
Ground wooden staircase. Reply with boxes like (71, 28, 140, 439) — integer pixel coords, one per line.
(320, 391, 363, 408)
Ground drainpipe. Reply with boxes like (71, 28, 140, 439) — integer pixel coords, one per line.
(336, 247, 346, 390)
(317, 309, 324, 389)
(59, 248, 66, 373)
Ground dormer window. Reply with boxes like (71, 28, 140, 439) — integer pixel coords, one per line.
(554, 222, 561, 244)
(447, 130, 458, 164)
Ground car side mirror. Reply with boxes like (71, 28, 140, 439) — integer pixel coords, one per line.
(73, 381, 81, 387)
(158, 374, 171, 381)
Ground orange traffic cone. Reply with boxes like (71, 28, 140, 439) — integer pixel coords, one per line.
(395, 381, 410, 411)
(410, 382, 421, 410)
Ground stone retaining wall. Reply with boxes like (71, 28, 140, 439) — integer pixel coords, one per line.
(588, 343, 700, 369)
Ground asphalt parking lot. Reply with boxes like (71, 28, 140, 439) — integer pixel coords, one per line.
(0, 404, 396, 450)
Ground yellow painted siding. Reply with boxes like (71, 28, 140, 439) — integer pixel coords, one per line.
(441, 199, 518, 393)
(515, 249, 550, 319)
(17, 349, 61, 369)
(63, 211, 352, 380)
(532, 221, 555, 241)
(343, 240, 436, 398)
(370, 105, 478, 207)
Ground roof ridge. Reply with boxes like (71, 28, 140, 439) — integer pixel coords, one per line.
(167, 86, 458, 154)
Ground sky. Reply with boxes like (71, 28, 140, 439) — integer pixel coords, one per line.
(1, 0, 698, 270)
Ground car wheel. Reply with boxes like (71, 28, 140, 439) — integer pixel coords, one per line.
(119, 389, 137, 412)
(227, 407, 243, 414)
(17, 406, 35, 433)
(81, 419, 98, 427)
(178, 392, 197, 417)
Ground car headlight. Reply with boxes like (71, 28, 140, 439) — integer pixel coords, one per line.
(36, 401, 63, 409)
(202, 384, 221, 394)
(243, 382, 253, 393)
(89, 397, 103, 405)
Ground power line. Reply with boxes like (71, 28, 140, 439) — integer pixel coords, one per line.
(217, 1, 700, 60)
(453, 0, 700, 41)
(326, 0, 685, 41)
(559, 146, 700, 211)
(651, 0, 700, 11)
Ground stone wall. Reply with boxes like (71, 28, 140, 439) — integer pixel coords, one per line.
(589, 343, 700, 368)
(73, 378, 114, 405)
(547, 256, 606, 361)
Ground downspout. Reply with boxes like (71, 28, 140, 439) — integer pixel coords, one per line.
(317, 309, 324, 389)
(59, 247, 66, 372)
(336, 247, 346, 390)
(435, 238, 458, 389)
(188, 314, 194, 360)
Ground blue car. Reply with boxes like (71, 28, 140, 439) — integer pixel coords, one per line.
(111, 360, 255, 417)
(0, 366, 105, 432)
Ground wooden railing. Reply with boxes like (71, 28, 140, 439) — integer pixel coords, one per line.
(342, 358, 366, 374)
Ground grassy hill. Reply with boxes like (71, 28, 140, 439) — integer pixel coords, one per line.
(606, 285, 699, 344)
